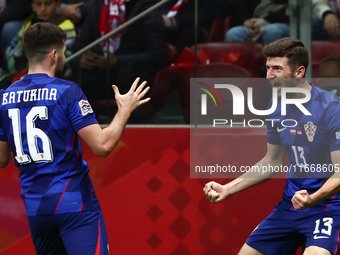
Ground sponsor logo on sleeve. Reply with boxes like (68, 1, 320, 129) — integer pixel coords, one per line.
(78, 100, 93, 116)
(336, 132, 340, 140)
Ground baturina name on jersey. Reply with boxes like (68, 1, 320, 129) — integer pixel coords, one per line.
(2, 88, 57, 105)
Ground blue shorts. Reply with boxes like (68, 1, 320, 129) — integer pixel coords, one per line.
(28, 211, 109, 255)
(246, 205, 340, 255)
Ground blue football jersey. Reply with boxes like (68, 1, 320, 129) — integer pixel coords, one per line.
(267, 84, 340, 212)
(0, 74, 101, 216)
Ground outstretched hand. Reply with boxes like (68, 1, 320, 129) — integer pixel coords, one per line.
(112, 77, 150, 114)
(203, 181, 230, 203)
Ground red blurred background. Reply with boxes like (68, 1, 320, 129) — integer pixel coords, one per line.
(0, 127, 288, 255)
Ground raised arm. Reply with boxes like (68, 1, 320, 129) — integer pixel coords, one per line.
(77, 78, 150, 157)
(204, 142, 286, 203)
(292, 150, 340, 210)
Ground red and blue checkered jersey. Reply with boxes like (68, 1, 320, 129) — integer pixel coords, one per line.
(267, 84, 340, 212)
(0, 74, 101, 216)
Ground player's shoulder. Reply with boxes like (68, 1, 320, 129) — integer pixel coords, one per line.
(7, 74, 80, 90)
(49, 77, 86, 104)
(49, 77, 79, 88)
(313, 84, 340, 106)
(41, 77, 84, 97)
(313, 85, 340, 120)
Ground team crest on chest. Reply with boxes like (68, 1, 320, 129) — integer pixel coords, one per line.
(304, 122, 317, 142)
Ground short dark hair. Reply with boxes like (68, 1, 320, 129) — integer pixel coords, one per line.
(262, 37, 309, 73)
(23, 22, 66, 64)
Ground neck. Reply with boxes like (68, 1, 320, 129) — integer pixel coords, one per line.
(28, 65, 55, 78)
(291, 78, 312, 99)
(298, 78, 312, 90)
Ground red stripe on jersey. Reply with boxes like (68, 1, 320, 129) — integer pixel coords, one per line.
(65, 126, 72, 153)
(71, 131, 76, 147)
(95, 219, 101, 255)
(55, 165, 60, 174)
(54, 178, 72, 214)
(325, 195, 336, 211)
(24, 172, 38, 199)
(335, 228, 340, 254)
(71, 131, 80, 163)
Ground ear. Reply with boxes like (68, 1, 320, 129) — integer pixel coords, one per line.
(295, 66, 305, 78)
(46, 49, 58, 69)
(48, 49, 57, 60)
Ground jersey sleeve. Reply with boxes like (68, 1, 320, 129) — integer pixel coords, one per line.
(325, 101, 340, 152)
(267, 122, 281, 144)
(66, 84, 98, 132)
(267, 99, 281, 145)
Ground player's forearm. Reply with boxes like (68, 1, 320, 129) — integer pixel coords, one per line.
(226, 157, 280, 196)
(309, 176, 340, 206)
(85, 78, 148, 157)
(310, 151, 340, 206)
(225, 177, 265, 196)
(98, 108, 130, 157)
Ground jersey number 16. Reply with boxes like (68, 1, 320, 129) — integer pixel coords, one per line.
(9, 106, 54, 164)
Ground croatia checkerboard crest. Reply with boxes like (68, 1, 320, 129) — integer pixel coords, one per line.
(304, 122, 317, 142)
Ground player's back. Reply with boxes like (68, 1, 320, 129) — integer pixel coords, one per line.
(0, 73, 101, 216)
